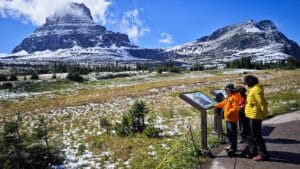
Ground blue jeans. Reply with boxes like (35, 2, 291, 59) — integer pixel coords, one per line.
(226, 121, 237, 151)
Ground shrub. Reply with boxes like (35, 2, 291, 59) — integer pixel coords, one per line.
(52, 73, 57, 79)
(1, 82, 13, 89)
(100, 117, 112, 133)
(0, 74, 7, 81)
(115, 115, 132, 137)
(78, 143, 87, 154)
(0, 114, 64, 169)
(30, 72, 39, 80)
(9, 74, 18, 81)
(91, 137, 104, 149)
(67, 72, 84, 82)
(144, 125, 162, 138)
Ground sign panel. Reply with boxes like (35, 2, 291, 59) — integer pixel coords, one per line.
(180, 92, 216, 110)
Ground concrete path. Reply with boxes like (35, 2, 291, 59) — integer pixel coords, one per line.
(202, 111, 300, 169)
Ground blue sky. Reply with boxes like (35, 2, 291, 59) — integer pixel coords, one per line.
(0, 0, 300, 54)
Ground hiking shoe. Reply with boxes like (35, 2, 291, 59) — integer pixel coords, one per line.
(224, 145, 231, 151)
(253, 154, 264, 161)
(227, 149, 236, 157)
(239, 138, 248, 143)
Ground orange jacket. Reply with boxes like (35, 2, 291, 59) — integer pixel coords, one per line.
(215, 92, 241, 122)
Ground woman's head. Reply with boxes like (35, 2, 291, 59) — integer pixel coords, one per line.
(244, 75, 259, 87)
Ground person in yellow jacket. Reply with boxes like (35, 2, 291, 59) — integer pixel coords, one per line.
(215, 83, 241, 157)
(244, 75, 269, 161)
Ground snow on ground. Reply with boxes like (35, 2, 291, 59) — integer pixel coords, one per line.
(222, 69, 258, 74)
(2, 47, 146, 62)
(3, 70, 298, 168)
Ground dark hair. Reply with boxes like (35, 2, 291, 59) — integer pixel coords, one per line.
(237, 86, 247, 97)
(244, 75, 259, 87)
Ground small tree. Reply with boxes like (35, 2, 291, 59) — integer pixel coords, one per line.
(115, 115, 132, 137)
(100, 117, 112, 134)
(129, 100, 149, 133)
(9, 74, 18, 81)
(30, 72, 39, 80)
(0, 114, 64, 169)
(52, 73, 57, 79)
(67, 72, 84, 82)
(0, 74, 7, 81)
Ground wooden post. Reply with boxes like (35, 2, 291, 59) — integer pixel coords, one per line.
(200, 109, 208, 150)
(214, 108, 223, 138)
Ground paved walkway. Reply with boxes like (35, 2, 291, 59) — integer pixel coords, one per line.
(202, 111, 300, 169)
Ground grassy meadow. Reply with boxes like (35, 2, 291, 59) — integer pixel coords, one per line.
(1, 69, 299, 168)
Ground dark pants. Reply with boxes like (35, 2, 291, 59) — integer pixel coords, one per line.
(239, 108, 250, 139)
(249, 119, 267, 156)
(226, 121, 237, 151)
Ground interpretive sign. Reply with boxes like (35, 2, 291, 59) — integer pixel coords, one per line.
(180, 92, 217, 111)
(179, 91, 216, 151)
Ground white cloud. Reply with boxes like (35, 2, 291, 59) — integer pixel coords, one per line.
(159, 32, 174, 44)
(0, 0, 111, 25)
(120, 9, 150, 43)
(0, 53, 8, 58)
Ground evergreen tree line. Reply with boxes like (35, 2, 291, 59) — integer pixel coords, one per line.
(0, 114, 64, 169)
(0, 73, 40, 82)
(226, 57, 300, 70)
(52, 63, 133, 74)
(155, 62, 182, 74)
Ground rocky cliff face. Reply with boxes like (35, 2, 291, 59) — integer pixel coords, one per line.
(12, 3, 134, 53)
(164, 20, 300, 63)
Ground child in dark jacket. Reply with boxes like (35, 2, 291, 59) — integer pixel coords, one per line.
(237, 86, 250, 143)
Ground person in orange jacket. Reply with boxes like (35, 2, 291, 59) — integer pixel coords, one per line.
(215, 83, 241, 156)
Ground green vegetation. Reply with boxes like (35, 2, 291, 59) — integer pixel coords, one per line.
(66, 72, 84, 82)
(267, 90, 300, 116)
(114, 100, 162, 138)
(226, 57, 300, 70)
(0, 69, 299, 168)
(30, 72, 39, 80)
(0, 114, 64, 169)
(0, 74, 8, 81)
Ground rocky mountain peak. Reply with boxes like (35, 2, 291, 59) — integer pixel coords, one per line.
(255, 20, 277, 31)
(166, 19, 300, 63)
(12, 3, 134, 53)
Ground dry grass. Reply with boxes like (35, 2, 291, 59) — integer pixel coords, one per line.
(1, 69, 300, 168)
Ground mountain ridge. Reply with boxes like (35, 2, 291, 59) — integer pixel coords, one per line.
(6, 3, 300, 66)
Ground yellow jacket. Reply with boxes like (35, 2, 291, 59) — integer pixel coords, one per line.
(215, 92, 241, 122)
(245, 84, 268, 120)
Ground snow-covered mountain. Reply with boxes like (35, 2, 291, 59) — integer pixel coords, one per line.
(12, 3, 135, 54)
(2, 2, 300, 66)
(164, 20, 300, 64)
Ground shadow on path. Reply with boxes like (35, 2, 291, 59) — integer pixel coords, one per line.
(268, 151, 300, 165)
(264, 138, 300, 144)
